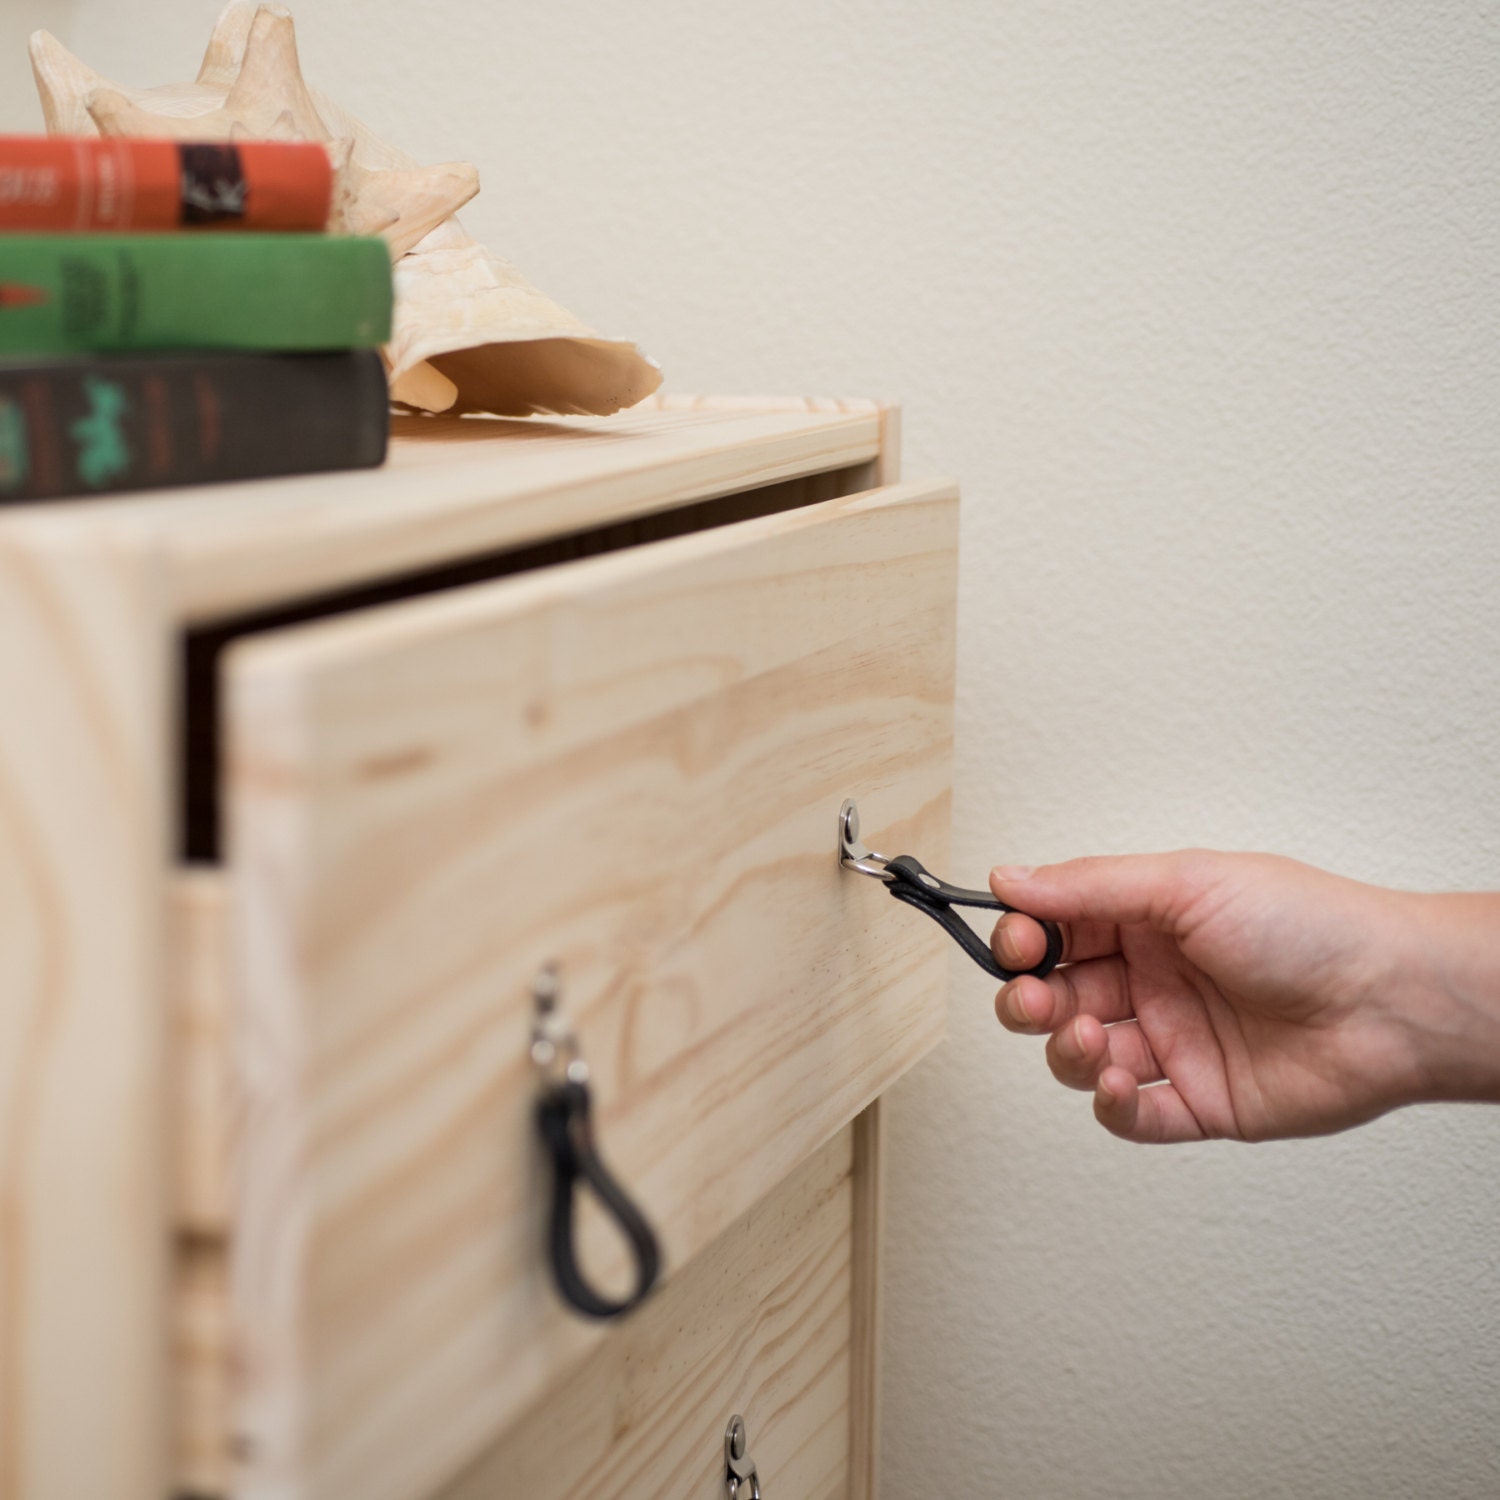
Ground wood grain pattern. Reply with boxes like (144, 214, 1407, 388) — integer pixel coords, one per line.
(30, 403, 881, 624)
(0, 398, 918, 1500)
(641, 394, 901, 490)
(437, 1126, 855, 1500)
(223, 478, 958, 1500)
(0, 522, 170, 1500)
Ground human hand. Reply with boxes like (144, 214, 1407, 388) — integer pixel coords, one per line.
(989, 851, 1500, 1143)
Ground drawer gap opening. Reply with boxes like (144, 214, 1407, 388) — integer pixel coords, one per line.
(179, 466, 866, 861)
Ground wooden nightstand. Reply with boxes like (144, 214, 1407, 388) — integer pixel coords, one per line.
(0, 397, 956, 1500)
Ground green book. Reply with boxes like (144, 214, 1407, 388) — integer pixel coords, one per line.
(0, 234, 392, 354)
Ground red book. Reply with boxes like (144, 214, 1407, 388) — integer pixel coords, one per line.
(0, 136, 332, 232)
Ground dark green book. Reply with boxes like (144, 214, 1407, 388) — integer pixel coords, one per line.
(0, 234, 392, 355)
(0, 350, 388, 501)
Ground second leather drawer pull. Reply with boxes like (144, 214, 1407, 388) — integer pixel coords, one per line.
(532, 967, 661, 1320)
(838, 800, 1063, 982)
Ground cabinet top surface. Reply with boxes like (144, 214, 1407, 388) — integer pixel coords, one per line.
(0, 395, 887, 624)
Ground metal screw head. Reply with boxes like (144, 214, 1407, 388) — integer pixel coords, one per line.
(726, 1414, 747, 1463)
(724, 1415, 761, 1499)
(839, 798, 894, 881)
(841, 798, 860, 846)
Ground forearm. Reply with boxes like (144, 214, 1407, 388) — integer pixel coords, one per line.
(1394, 892, 1500, 1106)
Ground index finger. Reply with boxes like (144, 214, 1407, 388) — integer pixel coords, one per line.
(991, 911, 1122, 972)
(990, 852, 1212, 929)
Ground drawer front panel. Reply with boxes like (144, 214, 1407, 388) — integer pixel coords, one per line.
(439, 1125, 855, 1500)
(224, 479, 957, 1499)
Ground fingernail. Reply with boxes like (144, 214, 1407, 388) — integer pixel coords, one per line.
(1003, 982, 1034, 1028)
(992, 865, 1034, 882)
(995, 913, 1020, 963)
(1057, 1021, 1083, 1060)
(1097, 1077, 1118, 1105)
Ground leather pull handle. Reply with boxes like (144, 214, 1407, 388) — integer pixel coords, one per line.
(536, 1078, 661, 1320)
(883, 854, 1064, 983)
(837, 800, 1063, 983)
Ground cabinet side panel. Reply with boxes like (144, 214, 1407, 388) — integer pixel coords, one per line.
(0, 533, 170, 1500)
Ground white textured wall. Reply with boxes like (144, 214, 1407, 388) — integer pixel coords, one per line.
(13, 4, 1500, 1496)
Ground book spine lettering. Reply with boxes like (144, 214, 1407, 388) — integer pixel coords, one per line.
(0, 136, 332, 232)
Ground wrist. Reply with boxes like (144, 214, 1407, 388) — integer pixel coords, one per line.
(1389, 892, 1500, 1106)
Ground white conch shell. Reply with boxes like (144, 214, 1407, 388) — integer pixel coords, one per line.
(28, 3, 662, 416)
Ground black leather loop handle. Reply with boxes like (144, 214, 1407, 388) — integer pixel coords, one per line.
(884, 854, 1064, 982)
(536, 1079, 661, 1320)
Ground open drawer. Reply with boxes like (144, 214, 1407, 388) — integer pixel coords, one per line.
(182, 477, 958, 1499)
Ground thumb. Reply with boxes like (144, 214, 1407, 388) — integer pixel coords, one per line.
(989, 851, 1214, 930)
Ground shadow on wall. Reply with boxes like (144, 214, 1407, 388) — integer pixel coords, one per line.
(0, 2, 75, 132)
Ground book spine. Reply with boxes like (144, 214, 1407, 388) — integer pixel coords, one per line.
(0, 137, 333, 232)
(0, 350, 388, 500)
(0, 234, 392, 354)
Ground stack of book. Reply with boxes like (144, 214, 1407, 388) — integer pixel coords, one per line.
(0, 134, 393, 502)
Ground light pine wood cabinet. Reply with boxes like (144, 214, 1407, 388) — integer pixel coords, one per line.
(0, 397, 957, 1500)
